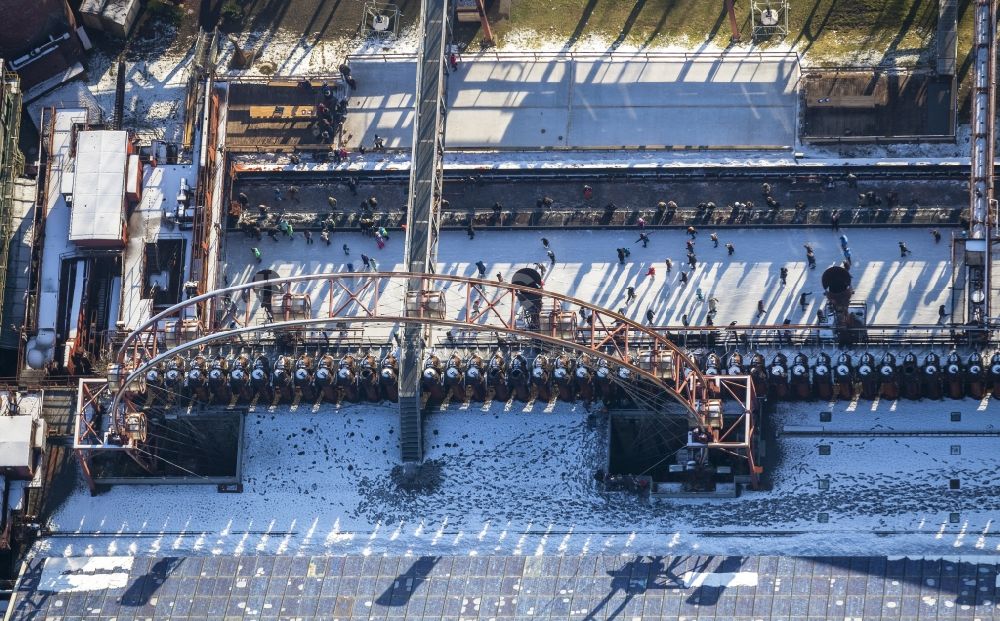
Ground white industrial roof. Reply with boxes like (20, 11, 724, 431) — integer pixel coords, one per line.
(0, 416, 32, 469)
(69, 130, 127, 242)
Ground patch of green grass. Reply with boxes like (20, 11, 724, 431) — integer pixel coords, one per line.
(145, 0, 184, 29)
(489, 0, 942, 65)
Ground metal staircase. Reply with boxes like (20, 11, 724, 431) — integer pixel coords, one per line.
(398, 0, 449, 463)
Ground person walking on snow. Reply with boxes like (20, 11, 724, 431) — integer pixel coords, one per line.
(475, 261, 487, 277)
(710, 233, 719, 248)
(779, 266, 788, 286)
(636, 233, 650, 248)
(626, 286, 636, 304)
(799, 291, 812, 310)
(757, 300, 766, 317)
(547, 249, 556, 267)
(725, 242, 735, 256)
(804, 244, 816, 269)
(899, 241, 911, 257)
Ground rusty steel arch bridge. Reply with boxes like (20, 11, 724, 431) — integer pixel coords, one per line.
(73, 272, 761, 492)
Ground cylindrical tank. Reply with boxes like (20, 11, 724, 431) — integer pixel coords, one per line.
(768, 353, 789, 400)
(900, 353, 920, 400)
(945, 351, 964, 399)
(186, 356, 210, 403)
(294, 354, 316, 403)
(878, 353, 899, 400)
(858, 353, 878, 400)
(813, 353, 833, 401)
(487, 353, 509, 402)
(444, 354, 466, 402)
(422, 354, 445, 403)
(338, 355, 359, 403)
(790, 353, 811, 400)
(272, 355, 294, 403)
(749, 354, 768, 400)
(379, 353, 398, 402)
(509, 353, 530, 402)
(359, 355, 380, 402)
(966, 352, 985, 399)
(531, 355, 552, 402)
(310, 354, 332, 402)
(553, 354, 575, 402)
(921, 353, 942, 400)
(208, 357, 231, 403)
(574, 355, 593, 403)
(594, 359, 615, 403)
(466, 354, 487, 402)
(989, 352, 1000, 397)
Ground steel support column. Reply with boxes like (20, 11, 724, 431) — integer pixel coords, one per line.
(399, 0, 449, 462)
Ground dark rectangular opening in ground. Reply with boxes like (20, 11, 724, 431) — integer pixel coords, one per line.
(91, 408, 245, 484)
(608, 412, 688, 480)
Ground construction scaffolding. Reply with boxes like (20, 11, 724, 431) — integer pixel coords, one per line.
(0, 62, 24, 332)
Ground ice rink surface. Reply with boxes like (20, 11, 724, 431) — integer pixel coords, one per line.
(343, 52, 799, 149)
(226, 226, 953, 326)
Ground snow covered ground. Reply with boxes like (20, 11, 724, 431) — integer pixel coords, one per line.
(41, 396, 1000, 560)
(225, 227, 955, 327)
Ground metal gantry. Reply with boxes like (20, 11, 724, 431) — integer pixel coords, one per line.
(399, 0, 451, 462)
(83, 272, 761, 492)
(966, 0, 996, 327)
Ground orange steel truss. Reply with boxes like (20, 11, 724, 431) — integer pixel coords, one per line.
(78, 273, 760, 490)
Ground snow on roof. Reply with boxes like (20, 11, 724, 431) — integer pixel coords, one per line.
(40, 398, 1000, 559)
(79, 0, 107, 14)
(69, 130, 127, 243)
(101, 0, 136, 23)
(0, 416, 32, 469)
(36, 108, 89, 335)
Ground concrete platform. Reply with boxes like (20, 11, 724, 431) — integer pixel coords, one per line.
(9, 553, 998, 620)
(341, 51, 800, 151)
